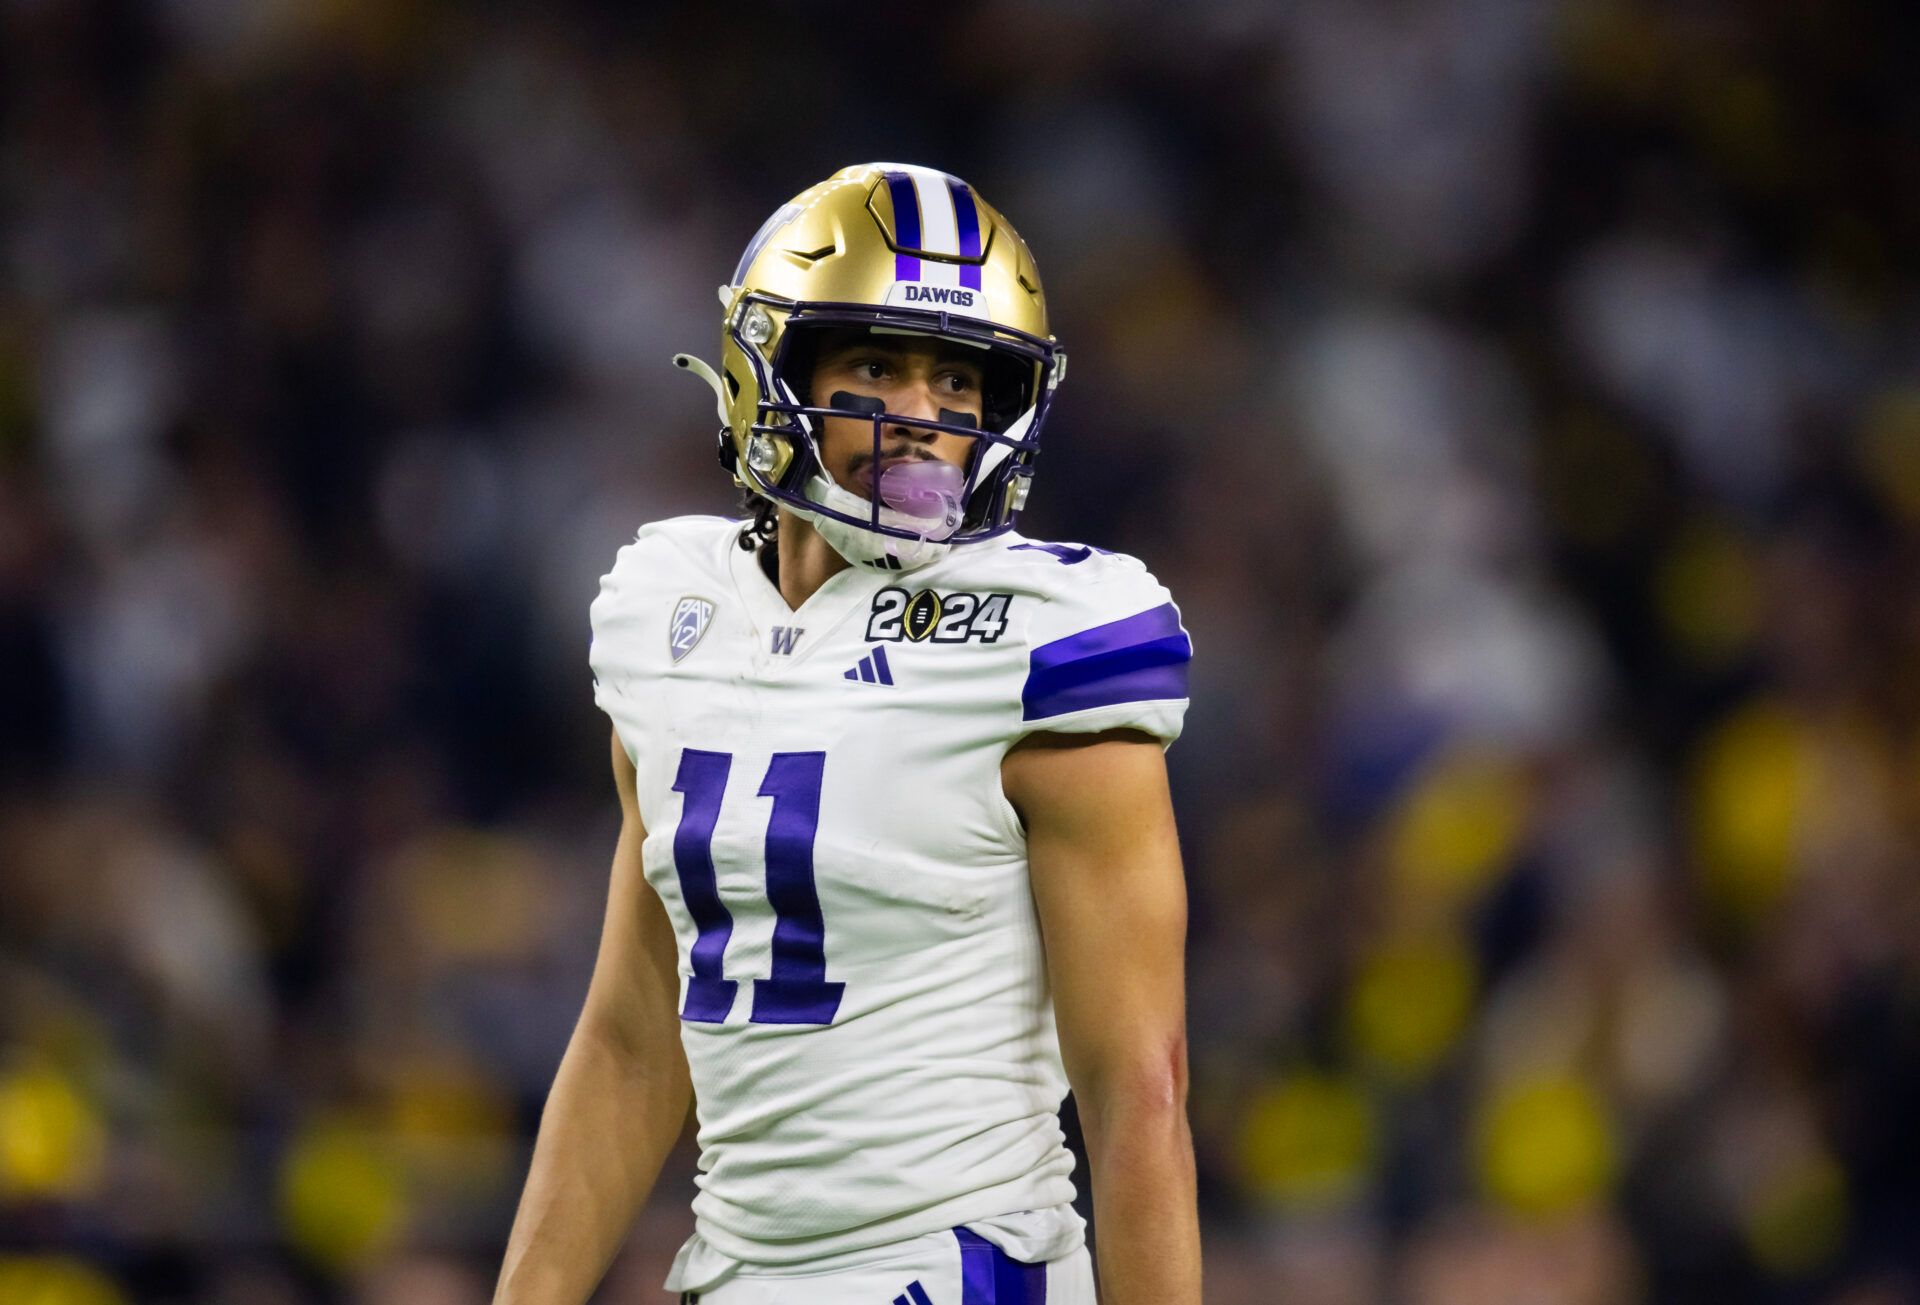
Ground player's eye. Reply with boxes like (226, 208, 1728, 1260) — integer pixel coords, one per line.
(937, 370, 978, 394)
(853, 359, 890, 382)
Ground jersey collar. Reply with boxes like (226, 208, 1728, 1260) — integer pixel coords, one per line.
(726, 540, 890, 673)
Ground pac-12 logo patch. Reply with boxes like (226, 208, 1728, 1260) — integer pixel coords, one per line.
(866, 587, 1013, 644)
(668, 596, 715, 663)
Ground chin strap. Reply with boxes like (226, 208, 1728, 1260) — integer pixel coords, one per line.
(672, 353, 730, 426)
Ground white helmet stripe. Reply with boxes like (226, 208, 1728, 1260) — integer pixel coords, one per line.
(875, 163, 967, 259)
(907, 168, 961, 257)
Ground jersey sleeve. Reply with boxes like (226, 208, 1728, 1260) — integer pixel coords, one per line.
(583, 522, 691, 759)
(589, 517, 737, 762)
(587, 527, 662, 756)
(1015, 552, 1192, 746)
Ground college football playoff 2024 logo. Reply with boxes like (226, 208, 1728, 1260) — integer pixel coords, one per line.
(866, 588, 1013, 644)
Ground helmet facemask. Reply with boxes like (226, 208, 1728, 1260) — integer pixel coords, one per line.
(733, 304, 1058, 571)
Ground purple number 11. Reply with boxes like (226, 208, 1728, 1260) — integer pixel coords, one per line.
(669, 748, 845, 1026)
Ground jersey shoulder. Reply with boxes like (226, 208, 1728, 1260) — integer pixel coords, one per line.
(948, 534, 1193, 744)
(589, 515, 739, 676)
(592, 516, 738, 621)
(951, 533, 1181, 631)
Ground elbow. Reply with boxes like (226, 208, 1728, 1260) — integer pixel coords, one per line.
(575, 1003, 680, 1082)
(1076, 1036, 1190, 1136)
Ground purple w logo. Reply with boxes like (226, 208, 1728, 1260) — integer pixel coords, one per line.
(770, 626, 805, 655)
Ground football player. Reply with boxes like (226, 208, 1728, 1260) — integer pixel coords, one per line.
(494, 164, 1200, 1304)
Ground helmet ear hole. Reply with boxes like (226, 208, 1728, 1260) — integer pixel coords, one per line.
(980, 351, 1032, 435)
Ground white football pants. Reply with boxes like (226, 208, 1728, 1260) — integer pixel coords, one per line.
(677, 1226, 1095, 1304)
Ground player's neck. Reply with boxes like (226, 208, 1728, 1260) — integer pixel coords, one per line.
(770, 512, 851, 611)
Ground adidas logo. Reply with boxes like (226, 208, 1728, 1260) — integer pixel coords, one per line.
(892, 1282, 933, 1305)
(843, 645, 895, 686)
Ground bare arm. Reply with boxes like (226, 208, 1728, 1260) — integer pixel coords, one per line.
(1004, 730, 1201, 1305)
(494, 729, 694, 1305)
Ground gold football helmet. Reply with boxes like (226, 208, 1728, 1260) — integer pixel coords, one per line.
(674, 163, 1067, 570)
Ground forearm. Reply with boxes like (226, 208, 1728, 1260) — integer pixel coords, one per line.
(1081, 1092, 1202, 1305)
(494, 1020, 692, 1305)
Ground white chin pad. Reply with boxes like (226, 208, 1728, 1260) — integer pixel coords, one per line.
(800, 475, 957, 571)
(807, 474, 956, 543)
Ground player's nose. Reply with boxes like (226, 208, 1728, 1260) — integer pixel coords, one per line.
(885, 378, 944, 438)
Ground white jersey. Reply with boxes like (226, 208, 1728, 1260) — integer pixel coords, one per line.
(587, 516, 1191, 1292)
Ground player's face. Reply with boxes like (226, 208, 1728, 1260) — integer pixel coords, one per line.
(809, 333, 986, 500)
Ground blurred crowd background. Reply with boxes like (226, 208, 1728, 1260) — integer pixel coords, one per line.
(4, 0, 1919, 1302)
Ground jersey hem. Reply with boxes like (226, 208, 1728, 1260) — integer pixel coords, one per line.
(665, 1188, 1084, 1291)
(1015, 698, 1187, 746)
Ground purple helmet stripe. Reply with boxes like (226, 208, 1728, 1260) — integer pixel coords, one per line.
(949, 179, 984, 291)
(886, 171, 922, 281)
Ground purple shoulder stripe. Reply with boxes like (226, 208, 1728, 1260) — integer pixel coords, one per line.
(1021, 601, 1191, 721)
